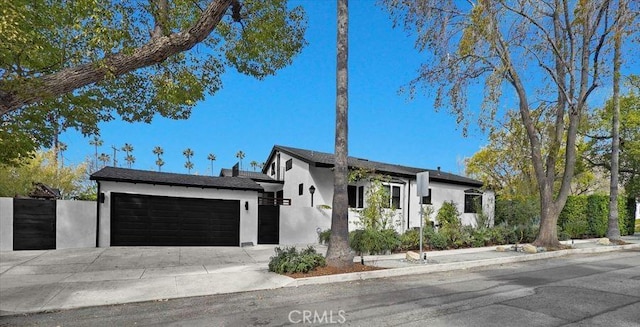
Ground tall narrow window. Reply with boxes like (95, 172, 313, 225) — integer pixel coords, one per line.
(299, 183, 304, 195)
(270, 162, 276, 176)
(382, 185, 391, 208)
(285, 159, 293, 171)
(392, 186, 401, 209)
(348, 185, 357, 208)
(358, 186, 364, 208)
(421, 188, 432, 205)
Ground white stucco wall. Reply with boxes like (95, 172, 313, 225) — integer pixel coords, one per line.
(97, 181, 259, 247)
(56, 200, 97, 249)
(406, 181, 495, 229)
(0, 197, 13, 251)
(279, 206, 332, 244)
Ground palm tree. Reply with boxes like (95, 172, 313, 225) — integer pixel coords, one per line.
(183, 148, 194, 173)
(326, 0, 354, 269)
(207, 153, 216, 176)
(155, 158, 165, 171)
(98, 153, 111, 168)
(152, 146, 164, 171)
(89, 136, 103, 172)
(235, 150, 245, 170)
(250, 160, 258, 171)
(122, 143, 135, 168)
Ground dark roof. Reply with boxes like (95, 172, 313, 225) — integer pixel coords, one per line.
(265, 145, 483, 187)
(219, 169, 283, 184)
(91, 167, 263, 191)
(29, 183, 61, 199)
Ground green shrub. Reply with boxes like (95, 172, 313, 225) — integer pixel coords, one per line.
(349, 229, 400, 255)
(399, 229, 420, 251)
(495, 197, 539, 226)
(559, 195, 632, 238)
(424, 228, 448, 250)
(587, 195, 608, 237)
(318, 229, 331, 245)
(437, 201, 461, 228)
(268, 246, 326, 274)
(471, 227, 492, 247)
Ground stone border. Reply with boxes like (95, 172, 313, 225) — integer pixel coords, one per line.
(285, 243, 640, 287)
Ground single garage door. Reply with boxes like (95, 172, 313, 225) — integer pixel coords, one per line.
(111, 193, 240, 246)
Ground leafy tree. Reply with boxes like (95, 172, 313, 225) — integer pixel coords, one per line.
(153, 146, 165, 171)
(466, 111, 604, 200)
(326, 0, 354, 268)
(183, 148, 194, 173)
(383, 0, 638, 247)
(207, 153, 217, 176)
(0, 0, 307, 163)
(250, 160, 258, 171)
(122, 143, 135, 168)
(235, 150, 245, 170)
(0, 149, 88, 199)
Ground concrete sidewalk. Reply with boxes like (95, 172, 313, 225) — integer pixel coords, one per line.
(1, 236, 639, 316)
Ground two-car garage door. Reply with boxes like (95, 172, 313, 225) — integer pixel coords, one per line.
(110, 193, 240, 246)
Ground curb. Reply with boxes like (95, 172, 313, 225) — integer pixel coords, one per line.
(286, 243, 640, 288)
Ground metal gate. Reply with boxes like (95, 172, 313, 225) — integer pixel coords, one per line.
(258, 205, 280, 244)
(13, 198, 56, 250)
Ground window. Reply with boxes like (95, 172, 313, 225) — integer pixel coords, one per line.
(421, 188, 432, 205)
(285, 159, 293, 171)
(358, 186, 364, 208)
(392, 186, 401, 209)
(382, 185, 391, 208)
(464, 189, 483, 213)
(299, 183, 304, 195)
(270, 162, 276, 176)
(348, 185, 357, 208)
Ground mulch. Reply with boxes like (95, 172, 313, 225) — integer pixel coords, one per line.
(286, 263, 385, 279)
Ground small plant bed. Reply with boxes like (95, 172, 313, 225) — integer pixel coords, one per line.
(286, 263, 385, 279)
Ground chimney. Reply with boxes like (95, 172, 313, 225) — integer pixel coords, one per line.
(232, 163, 239, 177)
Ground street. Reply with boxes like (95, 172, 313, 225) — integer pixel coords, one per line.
(1, 249, 639, 327)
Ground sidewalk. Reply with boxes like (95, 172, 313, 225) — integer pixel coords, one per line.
(1, 236, 639, 316)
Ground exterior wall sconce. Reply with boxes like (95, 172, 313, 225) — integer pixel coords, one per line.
(245, 201, 249, 210)
(309, 185, 316, 207)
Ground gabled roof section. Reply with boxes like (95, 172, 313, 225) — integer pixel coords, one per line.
(264, 145, 483, 187)
(91, 167, 263, 191)
(219, 169, 283, 184)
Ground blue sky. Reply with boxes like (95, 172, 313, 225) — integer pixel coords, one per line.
(58, 1, 635, 177)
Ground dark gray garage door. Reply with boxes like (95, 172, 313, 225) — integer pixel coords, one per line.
(110, 193, 240, 246)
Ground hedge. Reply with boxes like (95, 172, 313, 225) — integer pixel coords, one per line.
(559, 194, 631, 238)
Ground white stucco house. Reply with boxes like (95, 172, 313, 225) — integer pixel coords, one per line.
(225, 145, 495, 234)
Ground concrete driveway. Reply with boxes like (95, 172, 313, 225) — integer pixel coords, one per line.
(0, 245, 304, 315)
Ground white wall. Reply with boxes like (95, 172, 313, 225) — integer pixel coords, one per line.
(279, 206, 331, 244)
(57, 200, 97, 249)
(97, 181, 259, 247)
(0, 198, 13, 251)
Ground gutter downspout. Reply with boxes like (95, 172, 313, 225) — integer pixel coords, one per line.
(407, 179, 411, 229)
(96, 181, 101, 247)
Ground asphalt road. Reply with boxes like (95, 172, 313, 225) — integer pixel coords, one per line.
(1, 249, 639, 327)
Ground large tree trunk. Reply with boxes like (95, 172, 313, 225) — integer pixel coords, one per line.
(0, 0, 232, 116)
(534, 186, 562, 247)
(326, 0, 354, 269)
(607, 0, 624, 241)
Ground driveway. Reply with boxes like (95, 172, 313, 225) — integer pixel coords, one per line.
(0, 245, 311, 315)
